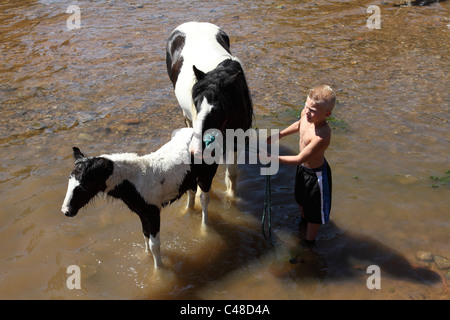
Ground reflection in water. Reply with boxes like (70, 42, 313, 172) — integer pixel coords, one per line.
(0, 0, 448, 299)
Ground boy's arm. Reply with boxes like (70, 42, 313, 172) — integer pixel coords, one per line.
(272, 108, 305, 141)
(267, 119, 300, 144)
(278, 135, 328, 165)
(280, 119, 300, 139)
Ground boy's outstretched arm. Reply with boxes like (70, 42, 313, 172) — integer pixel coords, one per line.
(267, 119, 300, 144)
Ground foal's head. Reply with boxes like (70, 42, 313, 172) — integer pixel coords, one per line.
(61, 147, 114, 217)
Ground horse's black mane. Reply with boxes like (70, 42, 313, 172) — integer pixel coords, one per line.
(192, 59, 253, 131)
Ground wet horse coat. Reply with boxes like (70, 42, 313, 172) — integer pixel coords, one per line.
(166, 22, 253, 197)
(61, 128, 218, 269)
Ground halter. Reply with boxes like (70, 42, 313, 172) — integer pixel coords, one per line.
(203, 117, 229, 147)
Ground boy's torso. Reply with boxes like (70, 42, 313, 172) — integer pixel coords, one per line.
(298, 115, 331, 169)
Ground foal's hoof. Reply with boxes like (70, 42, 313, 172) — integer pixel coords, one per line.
(153, 264, 165, 271)
(225, 190, 235, 199)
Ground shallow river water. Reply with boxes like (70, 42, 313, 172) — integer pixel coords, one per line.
(0, 0, 449, 300)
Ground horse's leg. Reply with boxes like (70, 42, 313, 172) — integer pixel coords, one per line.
(197, 163, 218, 227)
(200, 191, 210, 226)
(225, 152, 238, 198)
(186, 189, 196, 209)
(183, 111, 193, 127)
(149, 232, 162, 269)
(138, 207, 163, 269)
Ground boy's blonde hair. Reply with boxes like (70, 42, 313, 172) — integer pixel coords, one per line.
(308, 85, 336, 112)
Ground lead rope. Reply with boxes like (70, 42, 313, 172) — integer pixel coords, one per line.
(262, 164, 273, 242)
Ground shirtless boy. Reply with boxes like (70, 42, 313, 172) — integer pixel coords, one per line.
(268, 85, 336, 245)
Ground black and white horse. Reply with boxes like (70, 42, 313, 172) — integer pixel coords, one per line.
(61, 128, 218, 269)
(166, 22, 253, 197)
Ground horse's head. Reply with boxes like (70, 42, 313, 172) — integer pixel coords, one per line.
(190, 60, 253, 156)
(61, 147, 114, 217)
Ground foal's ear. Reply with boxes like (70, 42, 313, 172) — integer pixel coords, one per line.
(193, 65, 206, 81)
(73, 147, 86, 160)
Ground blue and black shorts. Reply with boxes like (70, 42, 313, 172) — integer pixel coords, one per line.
(295, 160, 332, 225)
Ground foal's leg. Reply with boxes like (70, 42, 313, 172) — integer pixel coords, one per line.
(138, 207, 163, 269)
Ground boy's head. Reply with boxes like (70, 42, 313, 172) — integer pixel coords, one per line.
(307, 85, 336, 114)
(303, 85, 335, 124)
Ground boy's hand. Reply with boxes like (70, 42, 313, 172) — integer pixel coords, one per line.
(267, 134, 279, 145)
(258, 149, 272, 163)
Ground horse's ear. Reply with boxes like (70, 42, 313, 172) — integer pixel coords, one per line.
(73, 147, 86, 160)
(226, 70, 241, 86)
(193, 65, 206, 81)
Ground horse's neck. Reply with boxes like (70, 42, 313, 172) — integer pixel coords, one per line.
(102, 129, 192, 192)
(103, 153, 156, 191)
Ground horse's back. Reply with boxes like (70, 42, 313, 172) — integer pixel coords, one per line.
(167, 22, 235, 119)
(174, 22, 230, 57)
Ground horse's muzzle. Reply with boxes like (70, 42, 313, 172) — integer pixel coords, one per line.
(62, 207, 77, 217)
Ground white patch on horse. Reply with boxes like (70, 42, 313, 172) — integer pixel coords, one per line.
(190, 97, 214, 156)
(61, 176, 80, 214)
(173, 22, 235, 122)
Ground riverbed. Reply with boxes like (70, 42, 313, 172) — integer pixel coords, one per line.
(0, 0, 448, 299)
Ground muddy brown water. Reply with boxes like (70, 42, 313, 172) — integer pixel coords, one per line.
(0, 0, 448, 299)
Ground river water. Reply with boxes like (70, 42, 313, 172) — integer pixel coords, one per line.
(0, 0, 448, 300)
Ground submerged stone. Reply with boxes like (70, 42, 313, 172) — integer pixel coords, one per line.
(415, 251, 434, 262)
(78, 133, 95, 142)
(434, 256, 450, 270)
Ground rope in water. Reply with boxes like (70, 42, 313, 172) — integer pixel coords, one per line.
(203, 130, 274, 242)
(262, 164, 273, 242)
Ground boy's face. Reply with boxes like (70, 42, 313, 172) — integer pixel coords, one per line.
(304, 97, 331, 124)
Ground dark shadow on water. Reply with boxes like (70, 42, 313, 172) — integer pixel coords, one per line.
(279, 221, 441, 286)
(154, 211, 441, 300)
(152, 214, 272, 299)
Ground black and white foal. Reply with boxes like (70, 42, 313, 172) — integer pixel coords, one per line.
(61, 128, 218, 269)
(166, 22, 253, 198)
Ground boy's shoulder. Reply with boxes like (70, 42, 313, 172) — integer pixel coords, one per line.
(316, 122, 332, 141)
(323, 121, 332, 132)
